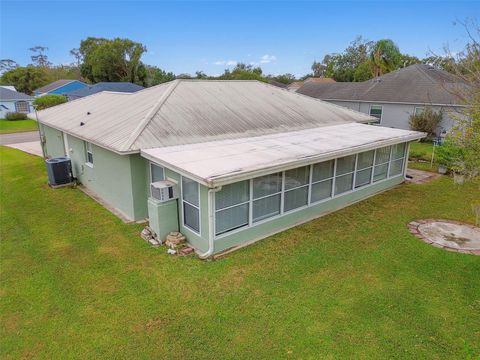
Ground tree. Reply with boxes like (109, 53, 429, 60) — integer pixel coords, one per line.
(0, 66, 48, 94)
(311, 60, 326, 77)
(195, 71, 208, 79)
(0, 59, 18, 73)
(79, 37, 147, 85)
(437, 19, 480, 180)
(219, 63, 264, 81)
(408, 107, 443, 138)
(318, 37, 374, 82)
(70, 48, 82, 67)
(33, 94, 67, 110)
(370, 39, 401, 77)
(399, 54, 421, 68)
(29, 46, 52, 67)
(144, 65, 175, 86)
(268, 73, 296, 84)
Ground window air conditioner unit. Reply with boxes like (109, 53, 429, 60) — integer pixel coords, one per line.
(151, 180, 178, 202)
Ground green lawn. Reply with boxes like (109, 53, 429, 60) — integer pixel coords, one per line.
(409, 141, 439, 172)
(1, 146, 479, 359)
(0, 119, 38, 134)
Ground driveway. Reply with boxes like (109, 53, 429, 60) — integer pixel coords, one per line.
(0, 131, 43, 157)
(0, 131, 39, 145)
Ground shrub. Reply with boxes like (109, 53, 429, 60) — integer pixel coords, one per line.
(409, 108, 443, 138)
(408, 150, 426, 161)
(33, 94, 67, 110)
(435, 140, 463, 168)
(5, 112, 28, 121)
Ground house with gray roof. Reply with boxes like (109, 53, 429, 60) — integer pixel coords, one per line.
(34, 79, 88, 97)
(65, 82, 144, 100)
(35, 79, 424, 257)
(297, 64, 467, 133)
(0, 87, 34, 118)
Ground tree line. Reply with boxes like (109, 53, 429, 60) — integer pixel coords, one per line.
(0, 35, 466, 95)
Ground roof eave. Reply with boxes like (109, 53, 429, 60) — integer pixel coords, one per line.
(142, 131, 426, 188)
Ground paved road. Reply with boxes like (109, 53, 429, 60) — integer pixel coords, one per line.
(0, 131, 40, 145)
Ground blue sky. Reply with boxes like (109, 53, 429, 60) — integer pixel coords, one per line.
(0, 1, 478, 77)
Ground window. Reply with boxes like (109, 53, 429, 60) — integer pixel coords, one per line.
(252, 173, 282, 222)
(334, 155, 355, 195)
(369, 105, 383, 124)
(150, 163, 165, 182)
(311, 160, 334, 203)
(215, 180, 249, 235)
(15, 101, 29, 113)
(182, 177, 200, 233)
(284, 166, 309, 212)
(373, 146, 391, 182)
(355, 150, 374, 188)
(85, 142, 93, 165)
(213, 143, 407, 237)
(414, 107, 425, 116)
(389, 143, 406, 177)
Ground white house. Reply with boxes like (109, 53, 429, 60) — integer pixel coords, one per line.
(297, 64, 468, 134)
(0, 87, 34, 118)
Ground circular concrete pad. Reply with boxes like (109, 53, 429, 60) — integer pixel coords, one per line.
(408, 219, 480, 255)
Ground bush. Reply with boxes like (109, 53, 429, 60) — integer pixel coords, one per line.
(409, 108, 443, 138)
(435, 140, 463, 168)
(408, 150, 426, 161)
(33, 94, 67, 110)
(5, 112, 29, 121)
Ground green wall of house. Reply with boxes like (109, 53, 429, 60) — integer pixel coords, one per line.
(40, 124, 148, 221)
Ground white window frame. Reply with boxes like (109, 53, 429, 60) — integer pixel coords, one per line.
(354, 150, 375, 189)
(213, 143, 407, 239)
(15, 101, 29, 113)
(181, 176, 201, 235)
(369, 104, 383, 124)
(414, 106, 425, 116)
(251, 173, 282, 223)
(214, 180, 250, 236)
(85, 142, 93, 167)
(283, 166, 310, 213)
(334, 155, 356, 196)
(309, 160, 335, 205)
(149, 162, 165, 196)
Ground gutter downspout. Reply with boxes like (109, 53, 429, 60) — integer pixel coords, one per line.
(34, 108, 47, 159)
(198, 186, 222, 259)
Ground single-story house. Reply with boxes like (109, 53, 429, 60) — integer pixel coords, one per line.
(34, 79, 88, 97)
(65, 82, 144, 101)
(297, 64, 467, 133)
(0, 87, 34, 118)
(286, 77, 336, 92)
(35, 80, 424, 257)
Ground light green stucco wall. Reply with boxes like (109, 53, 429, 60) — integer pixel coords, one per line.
(41, 124, 148, 222)
(211, 176, 404, 254)
(40, 124, 65, 158)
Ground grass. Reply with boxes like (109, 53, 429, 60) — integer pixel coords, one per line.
(0, 118, 38, 134)
(409, 141, 439, 172)
(1, 146, 479, 359)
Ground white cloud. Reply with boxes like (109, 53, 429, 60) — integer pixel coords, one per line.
(259, 54, 277, 64)
(214, 60, 237, 66)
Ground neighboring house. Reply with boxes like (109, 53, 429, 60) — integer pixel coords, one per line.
(297, 64, 467, 133)
(34, 79, 88, 97)
(0, 87, 34, 118)
(65, 82, 144, 100)
(0, 85, 17, 92)
(36, 80, 424, 257)
(286, 77, 336, 92)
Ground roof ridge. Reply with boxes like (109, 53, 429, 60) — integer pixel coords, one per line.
(121, 79, 180, 151)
